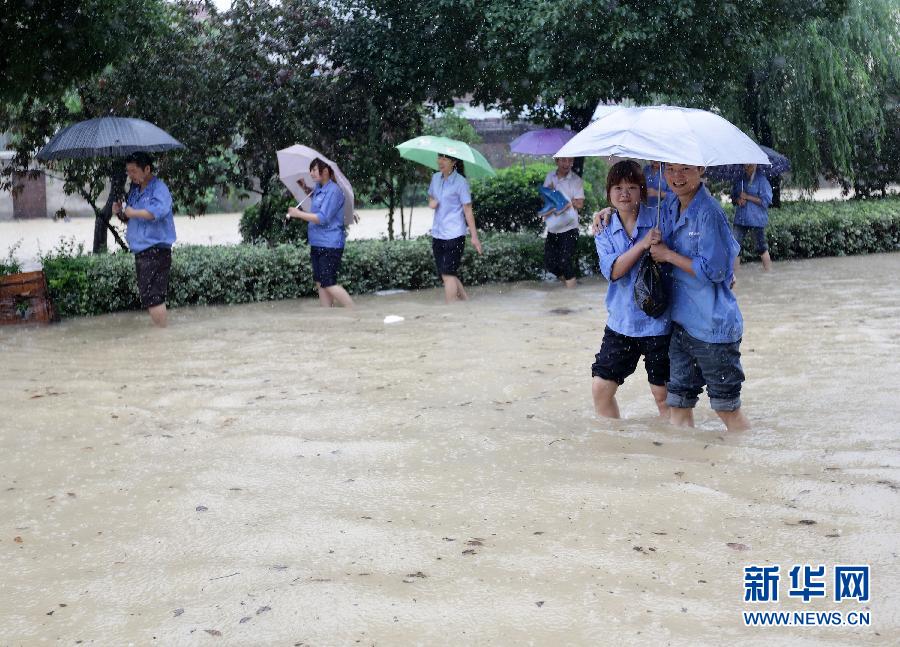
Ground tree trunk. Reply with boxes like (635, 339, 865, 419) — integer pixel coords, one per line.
(398, 176, 407, 240)
(386, 177, 396, 241)
(568, 105, 595, 177)
(91, 169, 128, 253)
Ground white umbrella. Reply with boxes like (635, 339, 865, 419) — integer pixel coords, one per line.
(276, 144, 355, 226)
(555, 105, 769, 166)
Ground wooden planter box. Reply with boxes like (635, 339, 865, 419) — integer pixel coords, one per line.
(0, 271, 57, 325)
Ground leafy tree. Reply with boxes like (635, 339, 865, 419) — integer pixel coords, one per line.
(735, 0, 900, 193)
(423, 107, 482, 144)
(0, 0, 160, 103)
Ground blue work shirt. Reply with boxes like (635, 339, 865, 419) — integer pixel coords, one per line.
(125, 176, 176, 254)
(307, 180, 346, 248)
(732, 171, 773, 227)
(666, 187, 743, 343)
(428, 170, 471, 240)
(595, 204, 673, 337)
(644, 164, 670, 208)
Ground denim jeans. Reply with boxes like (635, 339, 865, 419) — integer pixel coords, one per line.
(665, 324, 745, 411)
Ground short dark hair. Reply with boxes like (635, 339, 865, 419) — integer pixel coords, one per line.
(606, 160, 647, 203)
(309, 157, 334, 180)
(125, 152, 154, 171)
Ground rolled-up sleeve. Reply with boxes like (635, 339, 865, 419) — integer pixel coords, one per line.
(595, 231, 621, 281)
(691, 210, 737, 284)
(143, 183, 172, 220)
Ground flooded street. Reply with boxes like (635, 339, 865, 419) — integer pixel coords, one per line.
(1, 253, 898, 645)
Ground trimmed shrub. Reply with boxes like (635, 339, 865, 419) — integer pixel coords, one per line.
(726, 198, 900, 261)
(470, 163, 602, 233)
(39, 198, 900, 318)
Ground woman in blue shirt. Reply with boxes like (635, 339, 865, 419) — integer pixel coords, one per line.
(648, 163, 750, 432)
(428, 154, 483, 303)
(287, 158, 354, 308)
(593, 161, 673, 418)
(731, 163, 773, 271)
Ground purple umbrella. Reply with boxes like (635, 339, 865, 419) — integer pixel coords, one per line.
(509, 128, 575, 156)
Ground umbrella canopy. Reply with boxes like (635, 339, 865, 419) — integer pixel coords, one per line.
(37, 117, 183, 160)
(705, 145, 791, 181)
(276, 144, 355, 227)
(555, 105, 769, 167)
(396, 136, 496, 179)
(509, 128, 574, 156)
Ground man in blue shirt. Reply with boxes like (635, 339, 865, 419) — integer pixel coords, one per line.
(113, 152, 176, 327)
(649, 164, 750, 432)
(732, 164, 773, 271)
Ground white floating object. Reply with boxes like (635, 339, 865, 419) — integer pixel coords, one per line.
(375, 289, 408, 296)
(383, 315, 405, 325)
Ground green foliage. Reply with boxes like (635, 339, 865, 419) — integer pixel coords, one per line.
(738, 198, 900, 261)
(423, 108, 482, 144)
(239, 190, 308, 245)
(471, 164, 551, 233)
(471, 163, 602, 233)
(0, 0, 165, 103)
(1, 241, 23, 276)
(743, 0, 900, 191)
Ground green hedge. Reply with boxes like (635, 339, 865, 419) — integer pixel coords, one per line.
(729, 198, 900, 260)
(42, 233, 553, 318)
(38, 198, 900, 318)
(470, 163, 602, 233)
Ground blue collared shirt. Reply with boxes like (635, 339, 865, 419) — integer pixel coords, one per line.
(307, 180, 346, 248)
(666, 187, 743, 343)
(428, 170, 471, 240)
(595, 204, 673, 337)
(732, 172, 772, 227)
(644, 164, 670, 208)
(125, 176, 176, 254)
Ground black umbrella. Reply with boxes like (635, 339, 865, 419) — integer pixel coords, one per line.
(36, 117, 184, 253)
(36, 117, 184, 160)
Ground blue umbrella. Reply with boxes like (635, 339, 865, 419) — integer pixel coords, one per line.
(37, 117, 184, 160)
(704, 145, 790, 181)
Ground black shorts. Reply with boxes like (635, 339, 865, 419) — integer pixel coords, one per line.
(134, 245, 172, 309)
(310, 246, 344, 288)
(544, 229, 578, 280)
(432, 236, 465, 277)
(591, 326, 671, 386)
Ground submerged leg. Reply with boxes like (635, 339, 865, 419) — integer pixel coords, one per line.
(592, 377, 620, 418)
(324, 284, 354, 308)
(316, 282, 334, 307)
(148, 303, 168, 327)
(716, 408, 751, 432)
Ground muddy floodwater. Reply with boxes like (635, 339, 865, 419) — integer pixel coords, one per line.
(2, 253, 898, 646)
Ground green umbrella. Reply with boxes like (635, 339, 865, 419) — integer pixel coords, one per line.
(396, 135, 496, 179)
